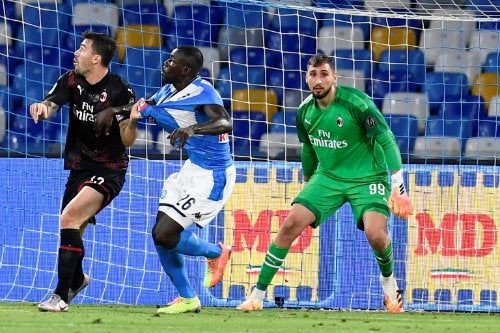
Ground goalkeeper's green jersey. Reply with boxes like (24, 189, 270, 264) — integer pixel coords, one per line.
(296, 85, 400, 180)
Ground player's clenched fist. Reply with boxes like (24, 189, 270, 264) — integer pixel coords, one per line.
(29, 102, 48, 124)
(388, 170, 413, 219)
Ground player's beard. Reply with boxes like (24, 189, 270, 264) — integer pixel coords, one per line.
(311, 85, 332, 100)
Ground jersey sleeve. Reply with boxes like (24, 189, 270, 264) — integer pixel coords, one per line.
(295, 103, 310, 144)
(44, 71, 72, 108)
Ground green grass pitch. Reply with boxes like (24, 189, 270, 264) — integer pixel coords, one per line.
(1, 302, 499, 333)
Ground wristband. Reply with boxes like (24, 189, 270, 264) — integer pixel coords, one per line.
(138, 100, 148, 112)
(391, 170, 406, 195)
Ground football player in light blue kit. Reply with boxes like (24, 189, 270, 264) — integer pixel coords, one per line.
(95, 45, 235, 314)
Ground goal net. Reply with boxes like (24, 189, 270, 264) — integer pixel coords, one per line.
(1, 0, 500, 312)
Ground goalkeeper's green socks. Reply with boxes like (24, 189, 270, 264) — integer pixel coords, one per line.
(255, 242, 290, 291)
(373, 242, 394, 277)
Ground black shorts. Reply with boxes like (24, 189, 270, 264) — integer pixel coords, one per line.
(61, 168, 126, 224)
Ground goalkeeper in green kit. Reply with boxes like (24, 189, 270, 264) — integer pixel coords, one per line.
(237, 54, 413, 313)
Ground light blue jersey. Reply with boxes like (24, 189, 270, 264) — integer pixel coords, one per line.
(140, 77, 232, 170)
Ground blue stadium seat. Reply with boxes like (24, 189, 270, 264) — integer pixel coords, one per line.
(270, 110, 297, 134)
(424, 72, 469, 113)
(122, 3, 169, 28)
(438, 94, 484, 136)
(378, 49, 426, 87)
(425, 115, 473, 146)
(224, 3, 269, 29)
(125, 47, 165, 70)
(231, 110, 267, 155)
(484, 52, 500, 73)
(367, 70, 416, 109)
(384, 114, 419, 156)
(477, 118, 500, 137)
(466, 0, 500, 16)
(270, 8, 317, 35)
(266, 30, 316, 54)
(171, 4, 214, 46)
(230, 47, 267, 67)
(215, 67, 247, 106)
(333, 49, 373, 78)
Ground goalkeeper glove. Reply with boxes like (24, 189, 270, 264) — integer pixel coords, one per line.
(388, 170, 413, 219)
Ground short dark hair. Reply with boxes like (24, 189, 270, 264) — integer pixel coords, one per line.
(307, 54, 335, 72)
(82, 30, 116, 67)
(176, 45, 204, 76)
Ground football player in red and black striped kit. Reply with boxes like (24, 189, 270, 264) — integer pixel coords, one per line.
(29, 30, 138, 312)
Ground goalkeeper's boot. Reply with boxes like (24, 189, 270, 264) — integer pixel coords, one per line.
(37, 294, 69, 312)
(380, 274, 404, 313)
(236, 288, 265, 311)
(156, 296, 201, 314)
(203, 242, 231, 288)
(68, 273, 90, 304)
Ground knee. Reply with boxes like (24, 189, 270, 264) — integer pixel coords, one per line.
(151, 214, 182, 249)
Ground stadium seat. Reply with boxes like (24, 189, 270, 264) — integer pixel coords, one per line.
(231, 88, 278, 122)
(336, 69, 366, 92)
(231, 110, 268, 155)
(378, 49, 426, 86)
(424, 72, 469, 113)
(269, 110, 297, 134)
(122, 3, 169, 28)
(483, 52, 500, 73)
(214, 67, 246, 106)
(216, 26, 264, 63)
(317, 12, 370, 40)
(366, 70, 416, 109)
(370, 26, 417, 62)
(437, 94, 485, 136)
(382, 92, 429, 134)
(469, 29, 500, 65)
(463, 137, 500, 160)
(333, 49, 374, 78)
(72, 2, 119, 34)
(384, 114, 419, 157)
(433, 49, 482, 88)
(270, 7, 317, 35)
(115, 24, 163, 62)
(465, 0, 500, 14)
(425, 115, 473, 146)
(170, 4, 214, 47)
(125, 47, 165, 71)
(370, 7, 422, 41)
(282, 89, 304, 112)
(471, 72, 500, 111)
(477, 118, 500, 137)
(224, 2, 269, 29)
(419, 9, 474, 66)
(0, 23, 12, 51)
(198, 46, 220, 80)
(317, 26, 365, 56)
(265, 30, 316, 54)
(412, 136, 462, 159)
(258, 132, 301, 158)
(487, 95, 500, 118)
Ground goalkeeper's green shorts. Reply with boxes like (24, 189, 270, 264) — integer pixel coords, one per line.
(293, 171, 390, 230)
